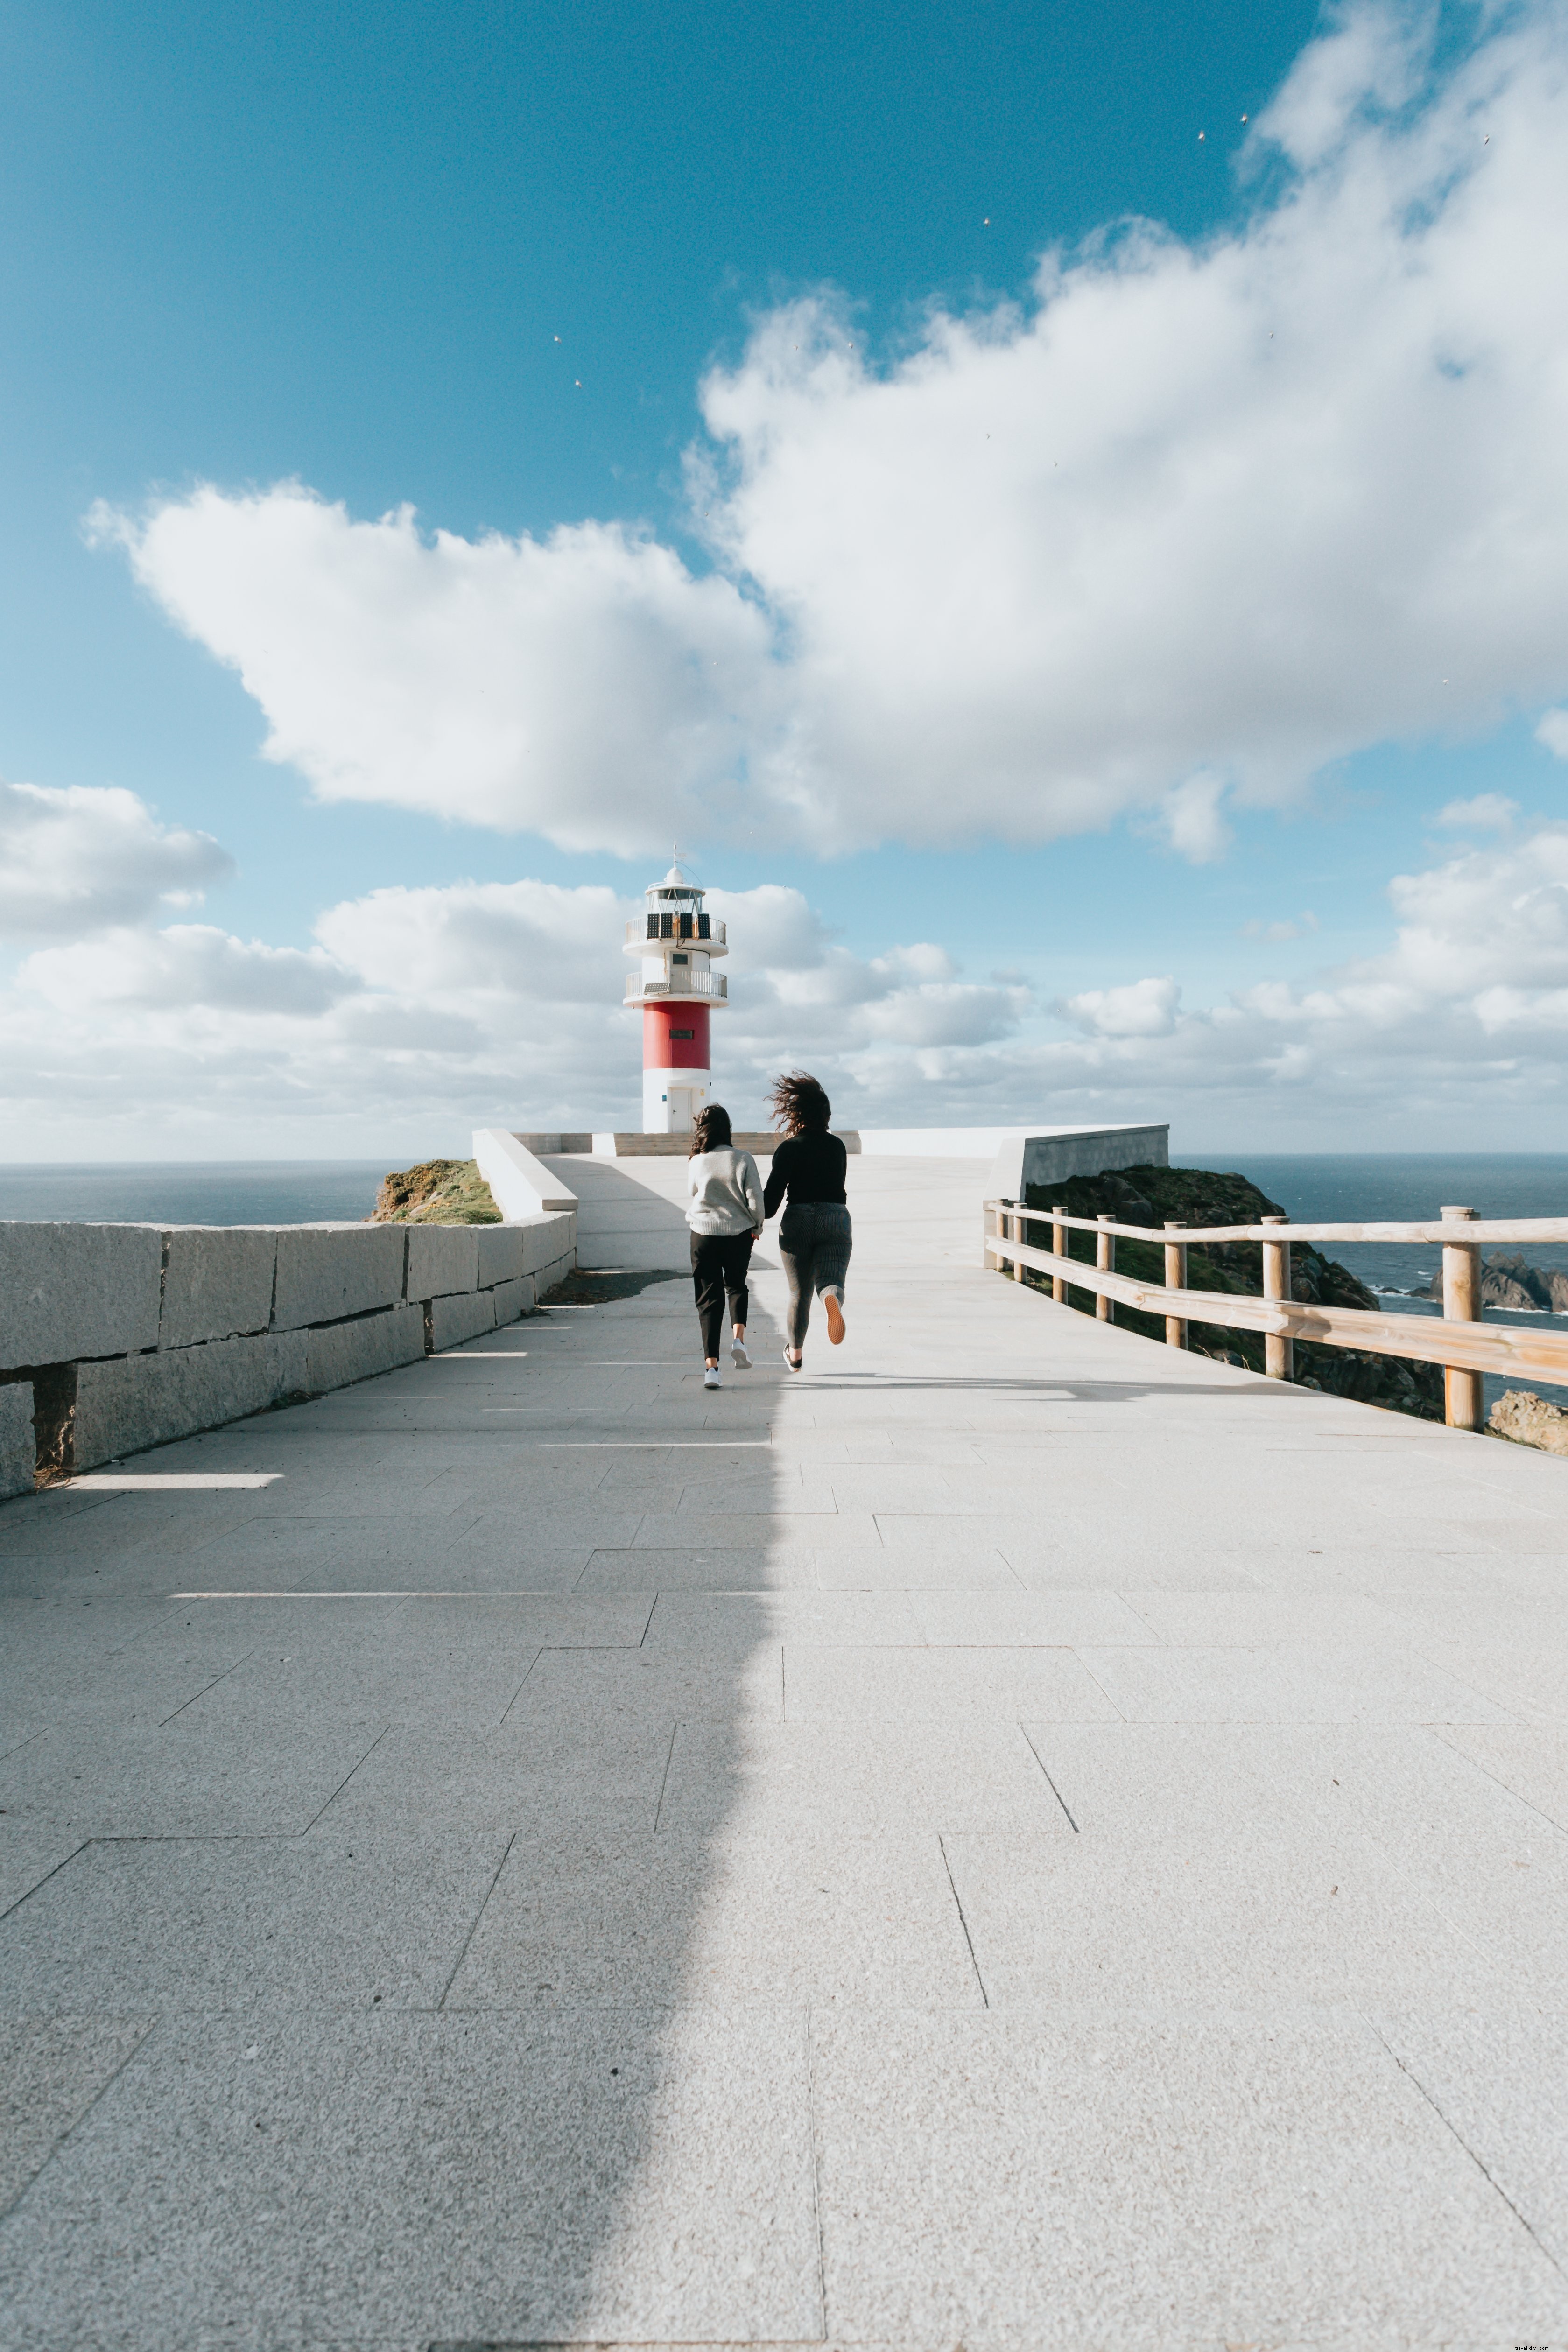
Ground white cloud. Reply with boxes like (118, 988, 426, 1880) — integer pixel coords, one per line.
(91, 491, 773, 857)
(96, 2, 1568, 859)
(1059, 976, 1182, 1038)
(6, 823, 1568, 1151)
(1434, 793, 1518, 830)
(0, 779, 231, 941)
(1536, 708, 1568, 758)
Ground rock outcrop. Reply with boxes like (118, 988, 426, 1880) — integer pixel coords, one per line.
(1421, 1252, 1568, 1313)
(1021, 1163, 1445, 1422)
(370, 1159, 501, 1225)
(1490, 1387, 1568, 1455)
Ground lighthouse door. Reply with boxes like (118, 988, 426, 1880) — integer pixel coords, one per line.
(667, 1086, 697, 1133)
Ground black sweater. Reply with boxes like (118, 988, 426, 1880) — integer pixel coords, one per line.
(764, 1130, 848, 1216)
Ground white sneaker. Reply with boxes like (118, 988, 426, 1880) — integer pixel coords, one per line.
(731, 1339, 752, 1369)
(782, 1347, 802, 1370)
(703, 1366, 722, 1389)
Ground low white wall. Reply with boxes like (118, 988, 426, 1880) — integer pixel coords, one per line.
(988, 1124, 1170, 1199)
(473, 1130, 579, 1218)
(0, 1207, 576, 1493)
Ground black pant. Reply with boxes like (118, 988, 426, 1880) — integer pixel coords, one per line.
(691, 1229, 754, 1358)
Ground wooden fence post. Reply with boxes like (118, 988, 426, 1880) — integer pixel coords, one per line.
(1051, 1207, 1067, 1303)
(1096, 1215, 1114, 1322)
(1010, 1201, 1024, 1282)
(1163, 1222, 1187, 1349)
(1261, 1215, 1294, 1381)
(1440, 1204, 1483, 1431)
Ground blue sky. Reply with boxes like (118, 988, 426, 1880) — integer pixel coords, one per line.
(3, 0, 1567, 1156)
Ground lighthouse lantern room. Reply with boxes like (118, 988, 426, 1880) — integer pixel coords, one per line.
(624, 856, 728, 1134)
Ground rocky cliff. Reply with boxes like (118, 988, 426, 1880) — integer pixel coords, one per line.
(369, 1159, 501, 1225)
(1021, 1163, 1444, 1422)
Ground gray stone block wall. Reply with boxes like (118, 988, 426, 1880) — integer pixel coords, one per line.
(475, 1225, 527, 1286)
(531, 1250, 575, 1301)
(0, 1223, 163, 1371)
(159, 1227, 277, 1348)
(0, 1205, 577, 1481)
(486, 1276, 533, 1323)
(516, 1216, 575, 1277)
(303, 1305, 426, 1394)
(429, 1292, 498, 1353)
(272, 1227, 406, 1331)
(74, 1334, 309, 1470)
(404, 1226, 480, 1302)
(0, 1382, 34, 1498)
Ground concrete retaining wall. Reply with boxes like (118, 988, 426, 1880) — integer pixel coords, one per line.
(0, 1206, 575, 1484)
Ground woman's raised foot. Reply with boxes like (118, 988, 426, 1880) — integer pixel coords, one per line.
(825, 1294, 845, 1345)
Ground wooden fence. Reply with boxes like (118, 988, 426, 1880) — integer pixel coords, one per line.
(982, 1201, 1568, 1431)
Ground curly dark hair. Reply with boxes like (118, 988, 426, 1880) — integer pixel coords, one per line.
(689, 1102, 733, 1156)
(767, 1070, 831, 1134)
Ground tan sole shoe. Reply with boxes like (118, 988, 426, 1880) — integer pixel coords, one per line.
(825, 1294, 845, 1345)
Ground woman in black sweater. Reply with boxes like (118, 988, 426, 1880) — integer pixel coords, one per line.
(762, 1071, 851, 1370)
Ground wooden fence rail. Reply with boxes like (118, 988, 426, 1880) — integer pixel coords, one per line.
(982, 1200, 1568, 1432)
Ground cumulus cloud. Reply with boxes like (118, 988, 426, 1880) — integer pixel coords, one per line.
(1434, 793, 1518, 830)
(6, 824, 1568, 1149)
(1536, 709, 1568, 759)
(0, 872, 1036, 1148)
(1058, 976, 1182, 1038)
(91, 492, 772, 857)
(95, 2, 1568, 859)
(0, 779, 231, 941)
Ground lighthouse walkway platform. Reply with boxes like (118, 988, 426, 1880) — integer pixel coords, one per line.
(2, 1153, 1568, 2348)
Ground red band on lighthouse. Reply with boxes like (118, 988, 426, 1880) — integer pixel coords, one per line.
(644, 1004, 710, 1069)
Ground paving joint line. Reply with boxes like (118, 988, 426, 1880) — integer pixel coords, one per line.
(1363, 2014, 1565, 2276)
(0, 1838, 91, 1923)
(652, 1724, 679, 1833)
(300, 1722, 392, 1833)
(0, 2012, 161, 2222)
(1019, 1725, 1080, 1831)
(938, 1832, 989, 2007)
(437, 1831, 518, 2009)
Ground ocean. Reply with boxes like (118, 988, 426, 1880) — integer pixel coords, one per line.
(1176, 1152, 1568, 1415)
(0, 1161, 391, 1227)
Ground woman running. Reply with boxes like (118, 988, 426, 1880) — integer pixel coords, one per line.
(685, 1103, 765, 1390)
(762, 1071, 851, 1371)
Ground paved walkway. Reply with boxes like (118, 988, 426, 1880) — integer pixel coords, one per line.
(3, 1154, 1568, 2349)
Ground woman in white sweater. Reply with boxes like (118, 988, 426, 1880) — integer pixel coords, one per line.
(685, 1104, 765, 1390)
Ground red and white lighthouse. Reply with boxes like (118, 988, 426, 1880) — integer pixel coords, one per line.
(624, 856, 729, 1133)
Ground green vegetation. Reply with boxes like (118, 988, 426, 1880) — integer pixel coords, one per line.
(1021, 1163, 1443, 1421)
(369, 1159, 501, 1225)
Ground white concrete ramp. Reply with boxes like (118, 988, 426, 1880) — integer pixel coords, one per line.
(2, 1155, 1568, 2347)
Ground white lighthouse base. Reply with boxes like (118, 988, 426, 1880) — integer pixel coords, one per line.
(643, 1065, 711, 1136)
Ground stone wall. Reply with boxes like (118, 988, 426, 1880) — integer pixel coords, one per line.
(0, 1209, 576, 1494)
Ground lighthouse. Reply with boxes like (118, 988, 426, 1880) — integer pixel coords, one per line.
(624, 855, 728, 1133)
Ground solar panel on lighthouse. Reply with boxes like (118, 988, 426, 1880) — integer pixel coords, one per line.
(623, 849, 729, 1135)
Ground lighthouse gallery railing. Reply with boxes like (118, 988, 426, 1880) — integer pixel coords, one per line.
(626, 970, 728, 1003)
(983, 1199, 1568, 1432)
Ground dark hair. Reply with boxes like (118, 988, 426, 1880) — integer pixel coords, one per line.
(768, 1070, 830, 1134)
(690, 1102, 733, 1155)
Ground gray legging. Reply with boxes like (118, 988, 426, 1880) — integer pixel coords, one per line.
(778, 1201, 852, 1349)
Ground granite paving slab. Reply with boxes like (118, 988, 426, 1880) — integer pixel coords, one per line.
(446, 1827, 981, 2011)
(0, 2015, 155, 2216)
(809, 2008, 1568, 2348)
(0, 2009, 822, 2349)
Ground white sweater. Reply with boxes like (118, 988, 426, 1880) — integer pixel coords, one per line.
(686, 1146, 765, 1236)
